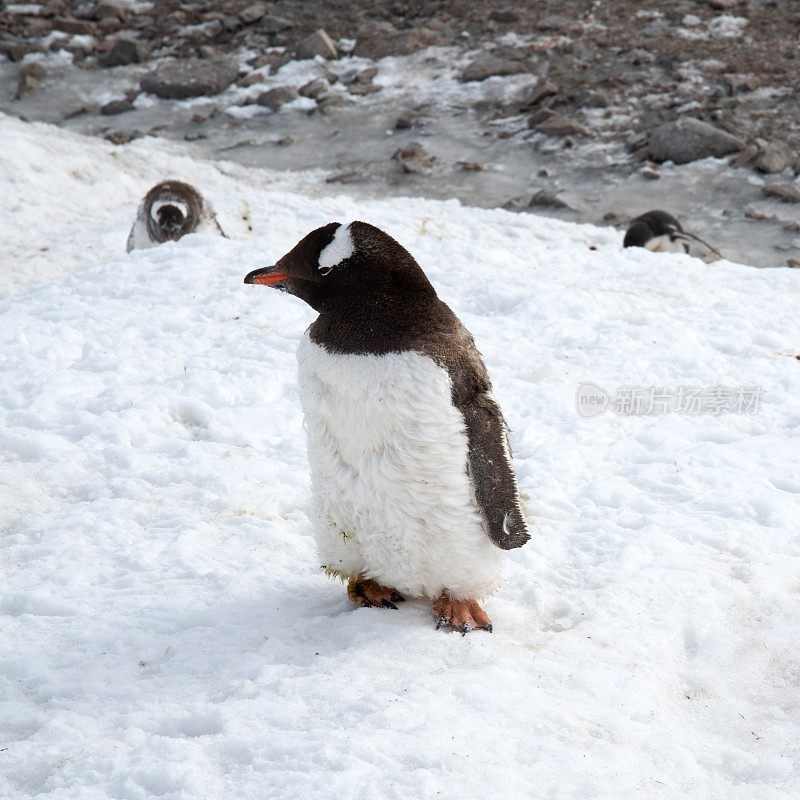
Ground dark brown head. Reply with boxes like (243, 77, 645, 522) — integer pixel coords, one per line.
(144, 180, 203, 244)
(623, 209, 683, 249)
(243, 221, 437, 314)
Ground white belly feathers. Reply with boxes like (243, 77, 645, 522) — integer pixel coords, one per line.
(297, 332, 503, 600)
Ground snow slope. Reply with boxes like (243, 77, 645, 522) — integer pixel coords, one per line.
(1, 115, 800, 800)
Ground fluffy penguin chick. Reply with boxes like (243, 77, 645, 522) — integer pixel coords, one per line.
(244, 221, 530, 633)
(623, 209, 722, 261)
(126, 180, 226, 252)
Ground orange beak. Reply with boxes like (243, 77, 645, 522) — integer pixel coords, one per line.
(243, 267, 290, 286)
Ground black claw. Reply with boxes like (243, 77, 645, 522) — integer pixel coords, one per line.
(391, 591, 406, 603)
(482, 623, 493, 633)
(458, 623, 471, 637)
(381, 599, 398, 610)
(436, 615, 449, 630)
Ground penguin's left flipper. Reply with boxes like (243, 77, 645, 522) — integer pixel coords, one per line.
(456, 377, 530, 550)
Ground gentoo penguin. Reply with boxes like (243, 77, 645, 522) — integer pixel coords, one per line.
(126, 180, 226, 252)
(623, 209, 722, 261)
(244, 222, 529, 633)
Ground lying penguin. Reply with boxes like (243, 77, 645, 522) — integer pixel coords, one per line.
(244, 222, 529, 634)
(126, 180, 226, 252)
(623, 210, 722, 261)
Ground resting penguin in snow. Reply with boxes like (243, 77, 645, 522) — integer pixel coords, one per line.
(126, 180, 226, 252)
(623, 210, 722, 261)
(244, 221, 529, 633)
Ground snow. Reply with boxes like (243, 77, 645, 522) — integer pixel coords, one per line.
(1, 113, 800, 799)
(709, 15, 749, 39)
(679, 14, 748, 40)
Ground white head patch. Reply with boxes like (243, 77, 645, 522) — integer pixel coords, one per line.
(151, 199, 188, 220)
(318, 223, 354, 275)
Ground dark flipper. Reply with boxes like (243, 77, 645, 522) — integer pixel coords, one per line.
(445, 323, 530, 550)
(460, 392, 529, 549)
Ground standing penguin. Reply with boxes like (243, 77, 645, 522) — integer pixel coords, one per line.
(244, 222, 529, 633)
(623, 209, 722, 261)
(126, 180, 226, 252)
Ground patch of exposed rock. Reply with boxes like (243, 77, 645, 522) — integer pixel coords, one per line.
(649, 117, 744, 164)
(141, 60, 239, 99)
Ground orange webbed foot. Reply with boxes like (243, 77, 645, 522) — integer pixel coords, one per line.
(432, 590, 493, 635)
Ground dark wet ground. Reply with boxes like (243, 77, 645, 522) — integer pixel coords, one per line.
(2, 0, 799, 268)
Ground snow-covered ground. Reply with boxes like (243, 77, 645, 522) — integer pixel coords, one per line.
(1, 114, 799, 799)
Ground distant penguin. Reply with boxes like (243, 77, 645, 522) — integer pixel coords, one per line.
(243, 221, 530, 634)
(623, 210, 722, 261)
(126, 180, 226, 252)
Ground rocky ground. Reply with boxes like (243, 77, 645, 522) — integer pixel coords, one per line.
(2, 0, 800, 267)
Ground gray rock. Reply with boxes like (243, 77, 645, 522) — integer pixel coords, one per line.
(392, 142, 439, 175)
(294, 29, 337, 60)
(516, 80, 558, 109)
(528, 189, 572, 209)
(100, 98, 134, 115)
(299, 77, 330, 99)
(756, 141, 793, 174)
(460, 53, 528, 82)
(730, 143, 759, 168)
(140, 60, 238, 99)
(0, 41, 26, 62)
(489, 10, 520, 23)
(537, 14, 572, 31)
(354, 28, 441, 59)
(502, 191, 573, 212)
(317, 93, 345, 112)
(15, 62, 45, 99)
(260, 15, 294, 34)
(341, 65, 378, 85)
(239, 2, 268, 25)
(256, 85, 299, 110)
(100, 37, 146, 67)
(395, 109, 423, 129)
(762, 184, 800, 203)
(248, 51, 291, 72)
(532, 113, 590, 137)
(649, 117, 745, 164)
(577, 89, 611, 108)
(237, 72, 267, 87)
(54, 16, 95, 34)
(326, 169, 367, 185)
(527, 108, 552, 127)
(348, 82, 379, 96)
(19, 62, 46, 80)
(94, 1, 128, 21)
(97, 16, 122, 33)
(743, 206, 772, 221)
(104, 129, 139, 145)
(727, 74, 759, 94)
